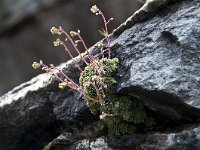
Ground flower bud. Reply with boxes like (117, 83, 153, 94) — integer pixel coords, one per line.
(32, 62, 40, 69)
(70, 31, 77, 37)
(53, 38, 61, 46)
(90, 5, 99, 14)
(50, 27, 61, 35)
(58, 82, 67, 89)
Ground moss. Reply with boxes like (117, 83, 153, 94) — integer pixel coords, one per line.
(100, 96, 154, 135)
(79, 58, 154, 135)
(102, 116, 136, 136)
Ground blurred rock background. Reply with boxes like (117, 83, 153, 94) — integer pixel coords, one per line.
(0, 0, 142, 96)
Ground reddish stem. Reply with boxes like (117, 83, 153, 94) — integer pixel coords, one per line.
(76, 33, 95, 62)
(51, 65, 84, 93)
(99, 11, 111, 59)
(40, 63, 65, 83)
(62, 42, 83, 72)
(59, 27, 89, 65)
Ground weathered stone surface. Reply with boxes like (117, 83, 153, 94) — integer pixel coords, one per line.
(47, 121, 107, 150)
(0, 0, 200, 149)
(74, 125, 200, 150)
(66, 0, 200, 149)
(113, 0, 200, 121)
(0, 62, 97, 150)
(107, 126, 200, 150)
(47, 124, 200, 150)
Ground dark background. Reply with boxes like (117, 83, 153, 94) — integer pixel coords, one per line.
(0, 0, 142, 96)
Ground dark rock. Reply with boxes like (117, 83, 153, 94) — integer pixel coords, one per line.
(0, 65, 97, 150)
(54, 125, 200, 150)
(47, 0, 200, 149)
(107, 125, 200, 150)
(112, 0, 200, 121)
(52, 125, 200, 150)
(48, 121, 107, 150)
(1, 0, 200, 150)
(49, 128, 85, 148)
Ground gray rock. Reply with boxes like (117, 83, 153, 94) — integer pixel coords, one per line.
(1, 0, 200, 150)
(113, 0, 200, 121)
(47, 121, 107, 150)
(107, 125, 200, 150)
(50, 125, 200, 150)
(0, 62, 97, 150)
(46, 0, 200, 149)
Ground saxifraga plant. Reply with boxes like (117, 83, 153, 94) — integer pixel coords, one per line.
(32, 5, 154, 136)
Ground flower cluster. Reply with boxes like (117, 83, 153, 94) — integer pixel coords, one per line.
(90, 5, 99, 14)
(50, 27, 61, 35)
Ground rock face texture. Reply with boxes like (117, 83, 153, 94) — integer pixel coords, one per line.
(68, 126, 200, 150)
(0, 63, 97, 150)
(114, 0, 200, 121)
(0, 0, 200, 149)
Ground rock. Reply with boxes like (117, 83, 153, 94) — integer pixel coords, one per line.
(1, 0, 200, 149)
(50, 125, 200, 150)
(107, 125, 200, 150)
(46, 0, 200, 149)
(112, 0, 200, 121)
(47, 121, 107, 150)
(75, 137, 109, 150)
(0, 62, 97, 150)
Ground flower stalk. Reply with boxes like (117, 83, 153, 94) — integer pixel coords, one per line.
(90, 5, 113, 58)
(32, 5, 114, 104)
